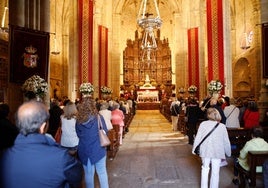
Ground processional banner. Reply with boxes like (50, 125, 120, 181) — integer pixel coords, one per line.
(206, 0, 224, 83)
(78, 0, 93, 83)
(187, 27, 200, 90)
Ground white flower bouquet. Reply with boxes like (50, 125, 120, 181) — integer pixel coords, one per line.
(100, 86, 113, 94)
(22, 75, 48, 97)
(188, 85, 197, 93)
(79, 82, 94, 94)
(208, 80, 223, 93)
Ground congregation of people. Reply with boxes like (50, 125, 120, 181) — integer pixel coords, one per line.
(1, 90, 268, 187)
(0, 94, 136, 188)
(165, 93, 268, 187)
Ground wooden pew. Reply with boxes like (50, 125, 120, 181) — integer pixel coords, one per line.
(237, 150, 268, 187)
(107, 124, 120, 159)
(227, 128, 252, 157)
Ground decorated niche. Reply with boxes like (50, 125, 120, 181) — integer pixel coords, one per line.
(123, 30, 172, 87)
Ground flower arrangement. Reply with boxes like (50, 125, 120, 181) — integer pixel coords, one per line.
(79, 82, 94, 94)
(22, 75, 48, 98)
(188, 85, 197, 93)
(208, 80, 223, 93)
(100, 86, 113, 94)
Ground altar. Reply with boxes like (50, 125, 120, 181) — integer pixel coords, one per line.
(136, 75, 159, 103)
(137, 90, 159, 102)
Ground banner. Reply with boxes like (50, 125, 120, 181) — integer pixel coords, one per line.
(78, 0, 93, 83)
(206, 0, 224, 83)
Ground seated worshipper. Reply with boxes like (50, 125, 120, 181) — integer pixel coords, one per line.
(223, 97, 240, 128)
(0, 103, 19, 152)
(60, 101, 79, 154)
(170, 98, 180, 131)
(0, 101, 83, 188)
(111, 102, 125, 145)
(99, 101, 113, 130)
(232, 126, 268, 185)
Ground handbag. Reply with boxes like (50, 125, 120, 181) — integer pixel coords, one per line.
(194, 122, 219, 156)
(98, 115, 111, 147)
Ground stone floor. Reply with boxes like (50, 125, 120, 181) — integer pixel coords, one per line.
(96, 110, 264, 188)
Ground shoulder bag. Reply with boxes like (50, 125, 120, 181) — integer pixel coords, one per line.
(194, 122, 219, 156)
(98, 115, 111, 147)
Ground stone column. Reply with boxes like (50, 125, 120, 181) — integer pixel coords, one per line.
(9, 0, 25, 27)
(40, 0, 50, 32)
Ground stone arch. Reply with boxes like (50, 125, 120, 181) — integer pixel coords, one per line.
(233, 57, 252, 98)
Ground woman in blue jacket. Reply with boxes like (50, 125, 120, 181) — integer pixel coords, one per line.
(76, 96, 109, 188)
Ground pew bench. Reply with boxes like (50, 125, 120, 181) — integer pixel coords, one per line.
(237, 150, 268, 187)
(227, 128, 252, 157)
(107, 124, 121, 160)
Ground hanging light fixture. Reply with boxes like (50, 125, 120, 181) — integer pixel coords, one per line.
(137, 0, 162, 50)
(51, 0, 60, 55)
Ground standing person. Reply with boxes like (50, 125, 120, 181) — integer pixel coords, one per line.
(0, 103, 19, 152)
(48, 99, 64, 137)
(0, 101, 83, 188)
(99, 101, 113, 130)
(111, 102, 125, 145)
(232, 127, 268, 185)
(76, 96, 109, 188)
(210, 98, 227, 124)
(192, 108, 231, 188)
(170, 97, 180, 131)
(223, 97, 240, 128)
(243, 100, 260, 129)
(60, 101, 79, 155)
(186, 98, 201, 145)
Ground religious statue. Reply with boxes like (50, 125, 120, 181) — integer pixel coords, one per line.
(145, 74, 150, 83)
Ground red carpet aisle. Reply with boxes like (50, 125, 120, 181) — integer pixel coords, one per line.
(103, 110, 241, 188)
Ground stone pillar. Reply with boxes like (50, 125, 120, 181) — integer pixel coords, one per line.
(223, 0, 232, 97)
(93, 2, 102, 96)
(9, 0, 25, 27)
(40, 0, 50, 32)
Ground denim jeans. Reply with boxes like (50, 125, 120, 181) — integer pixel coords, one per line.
(201, 157, 221, 188)
(83, 156, 109, 188)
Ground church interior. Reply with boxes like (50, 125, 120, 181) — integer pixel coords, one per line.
(0, 0, 268, 121)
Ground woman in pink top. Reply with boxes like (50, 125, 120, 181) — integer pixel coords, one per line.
(111, 102, 124, 145)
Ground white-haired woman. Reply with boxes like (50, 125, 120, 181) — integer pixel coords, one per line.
(192, 108, 231, 188)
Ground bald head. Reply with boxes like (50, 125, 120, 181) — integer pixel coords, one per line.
(16, 101, 50, 135)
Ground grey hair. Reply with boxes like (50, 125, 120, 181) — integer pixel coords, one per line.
(113, 102, 120, 109)
(16, 101, 50, 135)
(206, 108, 222, 122)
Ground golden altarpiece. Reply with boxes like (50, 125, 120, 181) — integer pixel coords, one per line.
(122, 30, 174, 101)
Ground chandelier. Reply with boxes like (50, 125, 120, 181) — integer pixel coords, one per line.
(137, 0, 162, 51)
